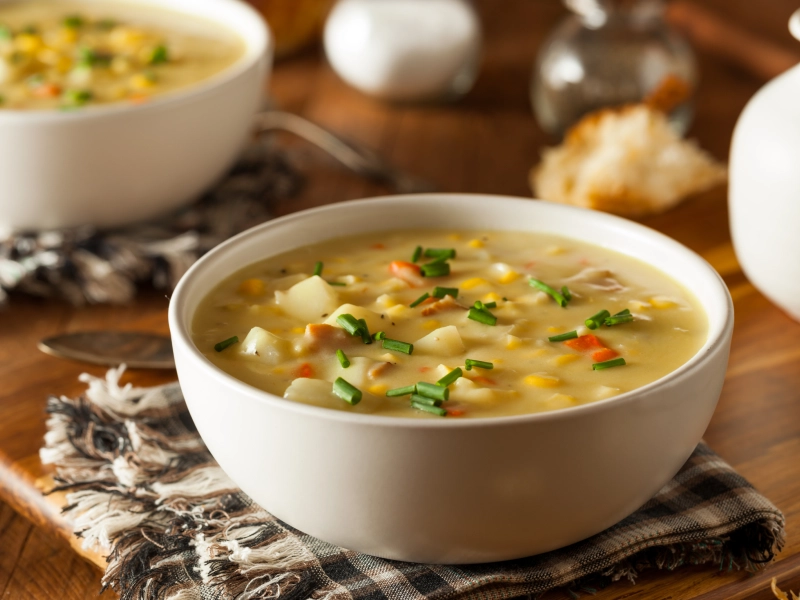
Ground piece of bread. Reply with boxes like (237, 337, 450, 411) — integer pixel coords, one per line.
(531, 104, 727, 217)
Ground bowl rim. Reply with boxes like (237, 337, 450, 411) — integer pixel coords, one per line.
(0, 0, 270, 124)
(169, 193, 734, 430)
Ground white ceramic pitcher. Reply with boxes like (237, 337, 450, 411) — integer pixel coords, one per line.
(729, 9, 800, 321)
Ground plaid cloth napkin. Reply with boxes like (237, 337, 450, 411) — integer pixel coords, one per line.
(41, 367, 785, 600)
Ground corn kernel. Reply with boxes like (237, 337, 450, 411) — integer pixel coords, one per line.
(237, 278, 266, 296)
(58, 28, 78, 45)
(16, 34, 42, 53)
(271, 367, 285, 375)
(649, 296, 677, 309)
(505, 335, 522, 350)
(629, 300, 650, 311)
(385, 304, 410, 319)
(291, 327, 305, 334)
(547, 326, 563, 333)
(524, 374, 560, 388)
(468, 238, 484, 249)
(422, 319, 441, 330)
(483, 292, 502, 303)
(447, 233, 461, 241)
(499, 270, 520, 284)
(545, 246, 565, 256)
(552, 354, 580, 366)
(369, 384, 388, 396)
(460, 277, 487, 290)
(130, 73, 155, 90)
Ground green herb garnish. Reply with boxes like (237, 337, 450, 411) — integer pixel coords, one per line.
(372, 331, 386, 341)
(0, 25, 12, 40)
(336, 313, 363, 337)
(357, 318, 372, 344)
(421, 261, 450, 277)
(432, 286, 458, 299)
(592, 357, 627, 370)
(386, 384, 416, 397)
(437, 367, 462, 387)
(328, 281, 346, 286)
(148, 44, 169, 65)
(382, 338, 414, 354)
(424, 248, 456, 260)
(465, 359, 493, 371)
(562, 286, 572, 301)
(410, 292, 430, 308)
(63, 15, 84, 28)
(529, 278, 569, 307)
(313, 261, 323, 277)
(214, 336, 238, 352)
(416, 382, 449, 401)
(411, 245, 422, 263)
(61, 89, 92, 108)
(468, 307, 497, 326)
(411, 401, 447, 416)
(336, 349, 350, 368)
(585, 310, 611, 330)
(604, 314, 634, 326)
(548, 330, 578, 342)
(333, 377, 362, 405)
(410, 393, 444, 407)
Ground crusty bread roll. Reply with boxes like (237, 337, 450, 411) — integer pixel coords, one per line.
(531, 104, 727, 217)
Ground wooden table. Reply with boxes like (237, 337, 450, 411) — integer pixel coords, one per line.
(2, 1, 800, 598)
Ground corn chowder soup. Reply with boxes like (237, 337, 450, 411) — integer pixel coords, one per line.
(0, 1, 244, 110)
(193, 230, 707, 419)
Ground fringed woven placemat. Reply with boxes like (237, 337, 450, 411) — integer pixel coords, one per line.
(41, 367, 785, 600)
(0, 138, 301, 305)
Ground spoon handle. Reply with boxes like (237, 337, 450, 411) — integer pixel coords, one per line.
(38, 331, 175, 370)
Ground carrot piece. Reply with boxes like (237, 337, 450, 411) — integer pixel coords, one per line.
(418, 366, 431, 373)
(389, 260, 425, 287)
(33, 83, 61, 98)
(592, 348, 619, 363)
(565, 334, 605, 352)
(446, 409, 465, 417)
(295, 363, 313, 378)
(372, 243, 386, 249)
(471, 376, 497, 386)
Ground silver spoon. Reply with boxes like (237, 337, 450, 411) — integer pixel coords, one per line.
(38, 331, 175, 369)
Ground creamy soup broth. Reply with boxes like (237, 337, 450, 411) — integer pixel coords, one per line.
(0, 1, 244, 110)
(192, 230, 708, 419)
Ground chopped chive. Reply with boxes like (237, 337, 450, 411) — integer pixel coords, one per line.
(357, 318, 372, 344)
(0, 25, 11, 40)
(592, 358, 627, 370)
(411, 245, 422, 263)
(604, 315, 634, 326)
(432, 286, 458, 298)
(214, 336, 238, 352)
(96, 19, 117, 30)
(411, 401, 448, 416)
(416, 382, 449, 401)
(63, 14, 84, 28)
(529, 278, 569, 307)
(562, 286, 572, 301)
(585, 310, 611, 330)
(372, 331, 386, 341)
(548, 330, 579, 342)
(61, 89, 92, 108)
(410, 292, 430, 308)
(313, 261, 323, 277)
(149, 44, 169, 65)
(336, 349, 350, 368)
(336, 313, 363, 336)
(468, 307, 497, 326)
(613, 309, 631, 316)
(502, 297, 508, 301)
(483, 301, 497, 309)
(465, 359, 493, 371)
(382, 338, 414, 354)
(410, 394, 443, 407)
(328, 281, 346, 286)
(424, 248, 456, 260)
(333, 377, 362, 405)
(421, 261, 450, 277)
(386, 384, 416, 397)
(437, 367, 462, 387)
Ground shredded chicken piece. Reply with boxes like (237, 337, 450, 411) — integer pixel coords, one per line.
(421, 295, 467, 316)
(566, 268, 626, 292)
(302, 324, 358, 352)
(368, 362, 393, 379)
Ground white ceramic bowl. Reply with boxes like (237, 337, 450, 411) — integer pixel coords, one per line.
(0, 0, 271, 232)
(169, 194, 733, 564)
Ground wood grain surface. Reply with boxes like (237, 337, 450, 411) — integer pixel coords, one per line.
(2, 1, 800, 598)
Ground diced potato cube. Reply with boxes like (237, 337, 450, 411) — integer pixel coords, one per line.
(275, 276, 340, 323)
(324, 304, 384, 332)
(238, 327, 290, 365)
(524, 374, 560, 388)
(283, 378, 337, 407)
(333, 357, 377, 388)
(543, 393, 576, 409)
(414, 326, 465, 357)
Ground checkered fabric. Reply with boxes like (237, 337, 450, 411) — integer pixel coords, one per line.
(42, 371, 784, 600)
